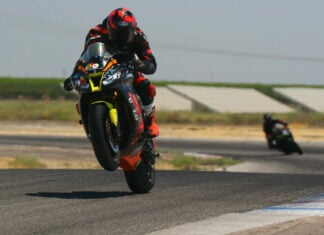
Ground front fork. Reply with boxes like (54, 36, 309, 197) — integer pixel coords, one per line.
(92, 101, 120, 142)
(76, 97, 120, 140)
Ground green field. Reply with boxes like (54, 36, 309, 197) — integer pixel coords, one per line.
(1, 77, 324, 100)
(1, 77, 323, 126)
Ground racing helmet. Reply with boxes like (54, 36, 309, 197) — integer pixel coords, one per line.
(107, 8, 137, 50)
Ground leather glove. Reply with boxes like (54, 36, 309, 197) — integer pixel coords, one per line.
(63, 77, 73, 91)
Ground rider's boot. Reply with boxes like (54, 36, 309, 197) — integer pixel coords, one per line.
(145, 105, 159, 138)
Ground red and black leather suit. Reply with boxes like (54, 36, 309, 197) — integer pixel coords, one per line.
(64, 7, 159, 138)
(72, 17, 157, 107)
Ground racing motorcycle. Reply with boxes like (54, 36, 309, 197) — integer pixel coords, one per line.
(271, 123, 303, 155)
(70, 42, 158, 193)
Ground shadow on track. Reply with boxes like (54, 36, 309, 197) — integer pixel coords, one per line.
(26, 191, 134, 199)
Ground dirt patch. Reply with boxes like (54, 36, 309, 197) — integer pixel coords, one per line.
(1, 120, 324, 141)
(0, 120, 323, 169)
(161, 123, 324, 142)
(0, 144, 99, 169)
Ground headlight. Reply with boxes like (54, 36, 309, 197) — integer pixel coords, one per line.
(103, 70, 123, 85)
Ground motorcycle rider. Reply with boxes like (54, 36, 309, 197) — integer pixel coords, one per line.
(64, 7, 159, 138)
(263, 113, 288, 149)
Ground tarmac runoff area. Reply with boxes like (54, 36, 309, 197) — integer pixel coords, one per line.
(150, 194, 324, 235)
(157, 85, 294, 113)
(274, 87, 324, 113)
(155, 87, 192, 111)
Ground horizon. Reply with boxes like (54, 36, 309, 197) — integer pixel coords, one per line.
(1, 0, 324, 85)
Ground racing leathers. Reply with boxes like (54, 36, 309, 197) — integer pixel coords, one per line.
(64, 17, 159, 138)
(263, 118, 288, 149)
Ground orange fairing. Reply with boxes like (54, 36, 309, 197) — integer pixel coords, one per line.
(120, 152, 142, 171)
(77, 64, 87, 74)
(103, 59, 117, 72)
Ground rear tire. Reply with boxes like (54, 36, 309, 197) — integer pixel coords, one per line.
(124, 140, 156, 193)
(124, 160, 156, 194)
(89, 104, 120, 171)
(295, 143, 303, 155)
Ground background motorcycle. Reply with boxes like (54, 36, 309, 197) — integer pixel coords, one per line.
(71, 42, 157, 193)
(271, 123, 303, 155)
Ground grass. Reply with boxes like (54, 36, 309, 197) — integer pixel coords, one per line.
(1, 153, 239, 170)
(9, 156, 46, 169)
(0, 77, 323, 126)
(157, 111, 324, 127)
(0, 100, 79, 121)
(1, 78, 321, 170)
(1, 76, 323, 113)
(154, 80, 324, 89)
(0, 77, 323, 125)
(0, 77, 74, 99)
(0, 99, 324, 126)
(169, 154, 239, 170)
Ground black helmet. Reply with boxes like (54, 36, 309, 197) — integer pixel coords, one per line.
(263, 113, 272, 120)
(107, 8, 137, 50)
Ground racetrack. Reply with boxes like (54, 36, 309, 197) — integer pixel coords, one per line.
(0, 135, 323, 174)
(1, 170, 324, 234)
(0, 135, 323, 234)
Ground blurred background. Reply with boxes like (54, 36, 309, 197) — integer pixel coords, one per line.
(1, 0, 324, 84)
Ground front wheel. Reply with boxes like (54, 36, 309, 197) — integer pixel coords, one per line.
(89, 104, 120, 171)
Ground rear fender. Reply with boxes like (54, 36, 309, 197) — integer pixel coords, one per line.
(120, 152, 142, 171)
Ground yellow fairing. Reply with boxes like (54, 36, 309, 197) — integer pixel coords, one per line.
(91, 101, 118, 127)
(87, 59, 117, 92)
(88, 72, 103, 92)
(109, 109, 118, 127)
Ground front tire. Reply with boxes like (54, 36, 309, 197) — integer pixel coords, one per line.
(89, 104, 120, 171)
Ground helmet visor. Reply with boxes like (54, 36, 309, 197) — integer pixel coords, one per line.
(109, 25, 135, 49)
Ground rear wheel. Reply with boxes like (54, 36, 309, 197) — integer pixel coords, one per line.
(124, 139, 156, 193)
(89, 104, 120, 171)
(294, 143, 303, 155)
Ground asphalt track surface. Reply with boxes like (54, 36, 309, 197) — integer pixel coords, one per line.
(0, 135, 323, 234)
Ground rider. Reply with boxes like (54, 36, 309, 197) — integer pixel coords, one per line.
(263, 113, 288, 149)
(63, 7, 159, 138)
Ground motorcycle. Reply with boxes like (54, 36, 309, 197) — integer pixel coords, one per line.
(71, 42, 158, 193)
(271, 123, 303, 155)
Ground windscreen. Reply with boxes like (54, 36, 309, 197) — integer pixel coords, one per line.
(80, 42, 112, 65)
